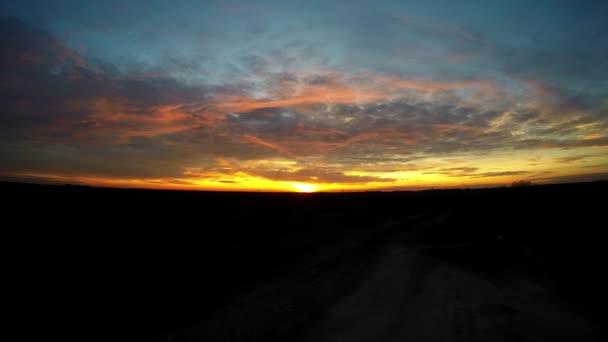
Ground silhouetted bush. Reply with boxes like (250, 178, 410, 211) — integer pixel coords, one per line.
(511, 180, 533, 187)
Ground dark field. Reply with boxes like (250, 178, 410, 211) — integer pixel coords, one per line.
(5, 181, 607, 341)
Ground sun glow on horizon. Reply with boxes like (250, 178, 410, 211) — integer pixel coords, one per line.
(290, 183, 319, 193)
(5, 145, 608, 193)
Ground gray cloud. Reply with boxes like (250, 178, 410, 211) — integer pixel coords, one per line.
(471, 171, 530, 178)
(555, 155, 593, 164)
(1, 14, 608, 188)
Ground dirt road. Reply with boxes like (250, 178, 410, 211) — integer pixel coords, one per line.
(299, 239, 596, 342)
(178, 211, 598, 342)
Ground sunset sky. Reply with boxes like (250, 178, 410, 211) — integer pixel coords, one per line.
(1, 1, 607, 192)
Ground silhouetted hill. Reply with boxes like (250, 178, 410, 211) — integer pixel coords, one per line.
(4, 180, 607, 341)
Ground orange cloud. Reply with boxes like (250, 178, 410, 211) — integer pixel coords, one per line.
(242, 134, 291, 154)
(217, 86, 386, 113)
(216, 71, 495, 113)
(57, 99, 207, 142)
(34, 69, 495, 145)
(239, 127, 419, 156)
(430, 124, 482, 135)
(353, 73, 493, 92)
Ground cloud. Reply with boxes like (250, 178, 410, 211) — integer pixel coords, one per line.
(422, 167, 480, 177)
(216, 71, 493, 114)
(582, 163, 608, 169)
(471, 171, 531, 178)
(247, 167, 389, 184)
(554, 155, 593, 164)
(420, 168, 536, 179)
(1, 13, 608, 190)
(529, 172, 608, 185)
(0, 17, 247, 144)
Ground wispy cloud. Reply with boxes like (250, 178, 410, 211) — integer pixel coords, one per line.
(1, 5, 608, 191)
(554, 155, 593, 164)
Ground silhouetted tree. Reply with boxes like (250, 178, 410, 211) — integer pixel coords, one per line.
(511, 180, 533, 187)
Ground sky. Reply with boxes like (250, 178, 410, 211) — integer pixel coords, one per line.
(1, 0, 607, 192)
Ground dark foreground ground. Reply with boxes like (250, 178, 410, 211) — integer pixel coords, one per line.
(4, 181, 607, 341)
